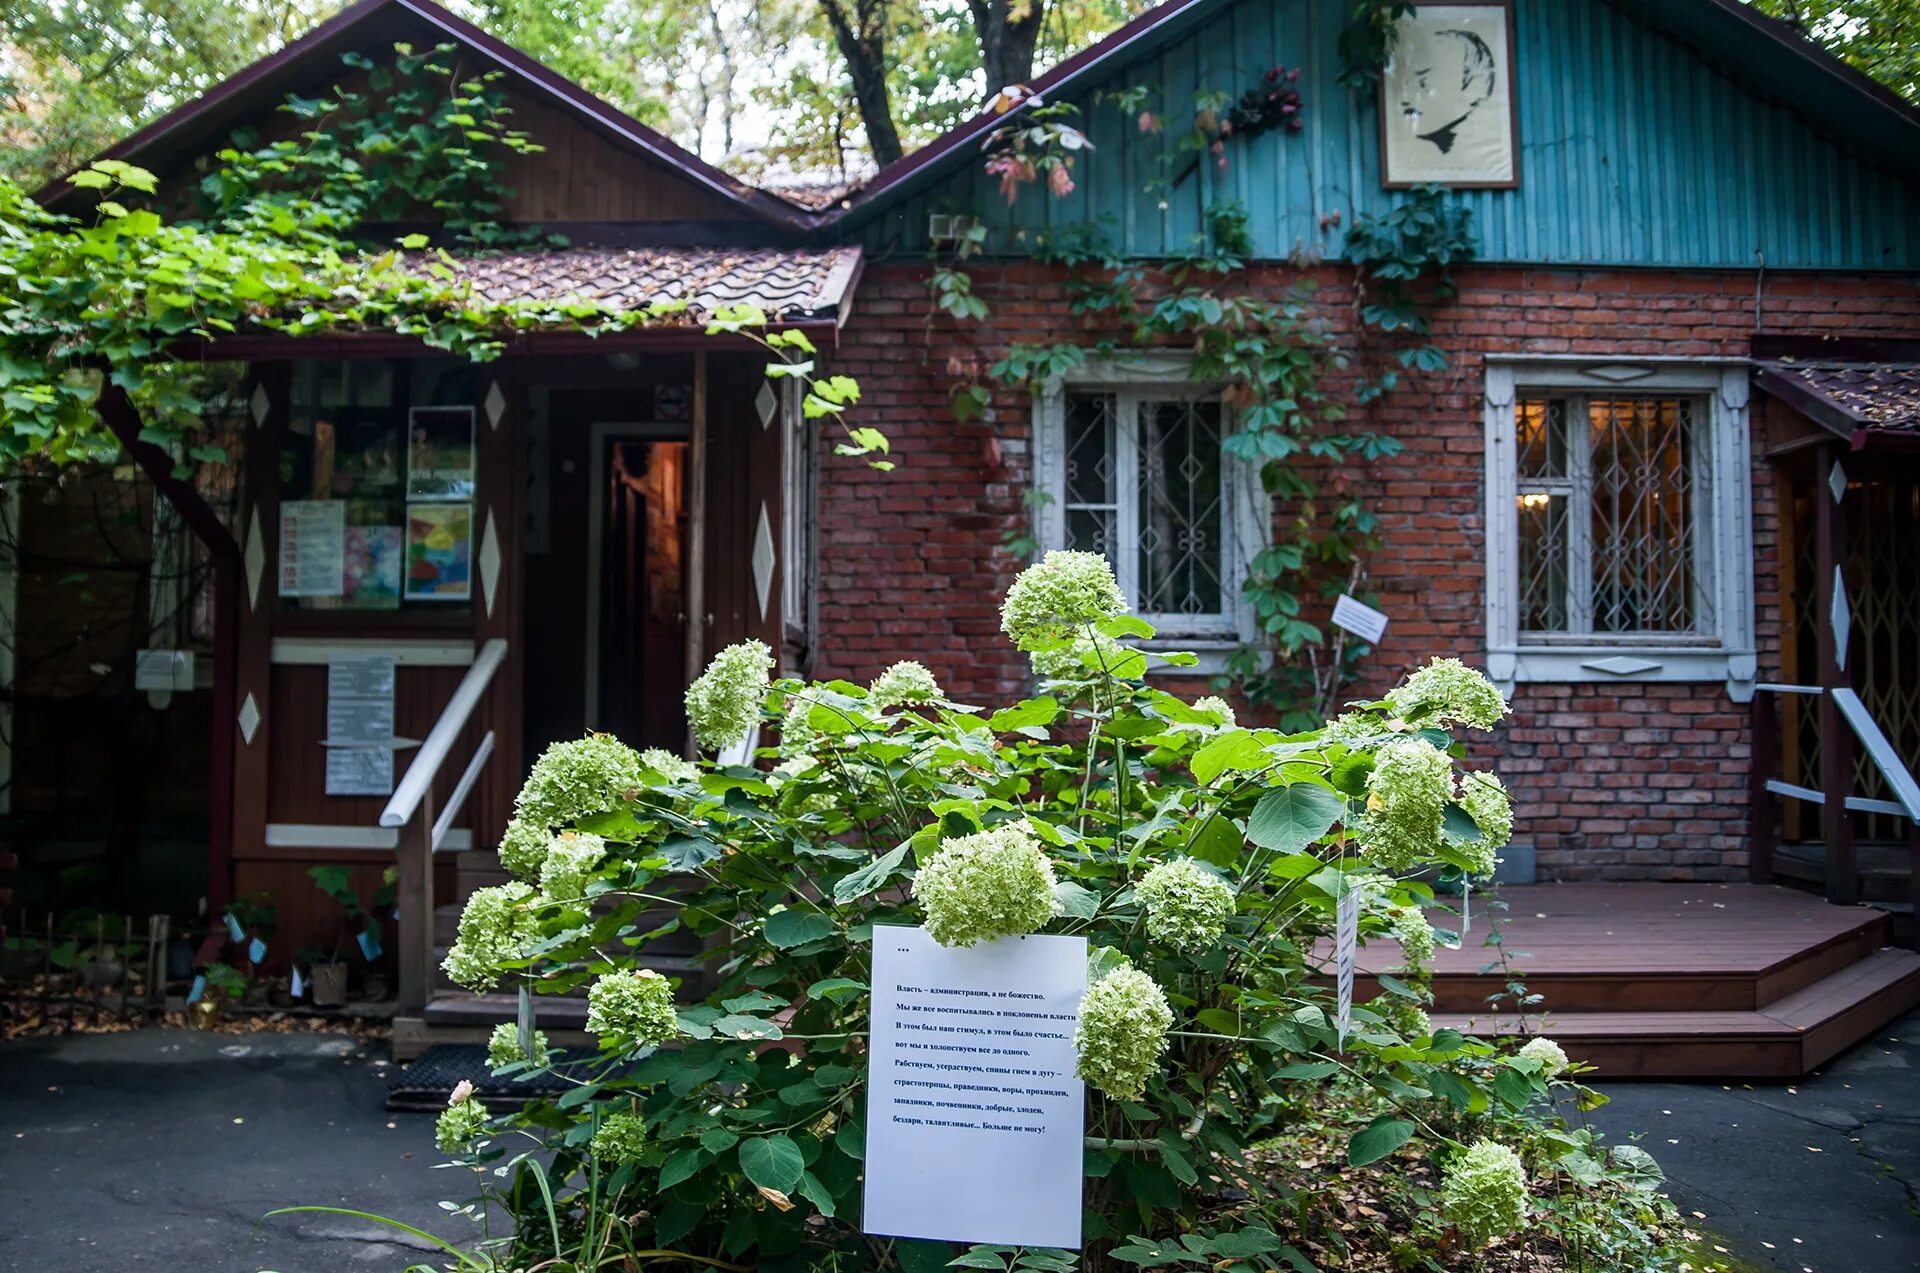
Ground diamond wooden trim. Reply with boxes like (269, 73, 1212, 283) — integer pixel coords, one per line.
(484, 381, 506, 431)
(478, 509, 501, 618)
(755, 381, 777, 431)
(238, 692, 261, 745)
(244, 507, 266, 611)
(751, 501, 775, 621)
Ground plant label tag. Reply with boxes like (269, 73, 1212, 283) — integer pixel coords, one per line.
(248, 937, 267, 964)
(1461, 878, 1471, 935)
(357, 930, 382, 961)
(863, 925, 1087, 1250)
(1331, 594, 1389, 645)
(188, 974, 206, 1004)
(225, 913, 246, 942)
(290, 966, 306, 998)
(1335, 886, 1359, 1050)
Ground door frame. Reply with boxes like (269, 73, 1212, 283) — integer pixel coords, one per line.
(583, 419, 687, 731)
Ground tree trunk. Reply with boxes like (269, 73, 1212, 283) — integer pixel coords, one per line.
(972, 0, 1046, 97)
(817, 0, 904, 166)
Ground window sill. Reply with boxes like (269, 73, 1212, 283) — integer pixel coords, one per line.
(1140, 638, 1259, 678)
(1487, 644, 1758, 701)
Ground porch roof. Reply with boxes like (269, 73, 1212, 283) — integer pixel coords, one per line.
(438, 244, 865, 324)
(1754, 360, 1920, 438)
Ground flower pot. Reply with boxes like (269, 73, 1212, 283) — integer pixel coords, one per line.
(362, 970, 391, 1002)
(268, 978, 296, 1009)
(310, 962, 348, 1008)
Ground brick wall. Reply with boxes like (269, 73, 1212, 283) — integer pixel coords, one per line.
(812, 262, 1920, 881)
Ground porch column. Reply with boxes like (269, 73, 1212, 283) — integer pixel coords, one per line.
(1814, 445, 1858, 906)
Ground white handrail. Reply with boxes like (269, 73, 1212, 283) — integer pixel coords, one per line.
(381, 638, 508, 829)
(433, 730, 495, 851)
(1831, 687, 1920, 822)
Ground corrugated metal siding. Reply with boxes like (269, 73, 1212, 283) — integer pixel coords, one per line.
(846, 0, 1918, 270)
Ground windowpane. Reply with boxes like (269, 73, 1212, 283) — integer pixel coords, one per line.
(1136, 399, 1223, 617)
(1589, 397, 1698, 633)
(1516, 493, 1569, 631)
(1516, 398, 1566, 478)
(1063, 393, 1117, 561)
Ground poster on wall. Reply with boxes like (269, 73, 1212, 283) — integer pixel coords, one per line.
(862, 926, 1087, 1249)
(1380, 2, 1518, 188)
(406, 406, 476, 501)
(343, 524, 404, 609)
(325, 653, 395, 797)
(278, 499, 346, 597)
(405, 502, 472, 600)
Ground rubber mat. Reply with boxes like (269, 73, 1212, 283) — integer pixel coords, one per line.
(386, 1043, 575, 1110)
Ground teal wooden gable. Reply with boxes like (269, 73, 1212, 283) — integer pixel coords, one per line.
(836, 0, 1919, 271)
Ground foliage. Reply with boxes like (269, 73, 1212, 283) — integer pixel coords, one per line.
(1748, 0, 1920, 101)
(308, 864, 398, 963)
(379, 557, 1666, 1272)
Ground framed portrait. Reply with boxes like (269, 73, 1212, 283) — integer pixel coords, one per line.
(1379, 1, 1519, 189)
(406, 405, 476, 501)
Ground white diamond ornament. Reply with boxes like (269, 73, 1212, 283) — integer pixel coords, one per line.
(238, 693, 261, 745)
(249, 383, 270, 427)
(755, 381, 777, 430)
(751, 502, 775, 621)
(484, 381, 506, 431)
(1831, 566, 1850, 669)
(244, 507, 266, 610)
(478, 511, 501, 618)
(1580, 655, 1662, 677)
(1828, 460, 1847, 504)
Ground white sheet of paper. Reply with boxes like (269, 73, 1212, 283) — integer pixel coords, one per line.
(1331, 593, 1389, 644)
(279, 500, 346, 597)
(325, 746, 392, 797)
(328, 653, 396, 699)
(863, 925, 1087, 1250)
(1336, 887, 1359, 1049)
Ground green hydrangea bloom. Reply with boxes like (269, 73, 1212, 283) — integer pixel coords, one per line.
(1390, 903, 1435, 971)
(1455, 770, 1513, 874)
(442, 882, 538, 993)
(1442, 1140, 1530, 1245)
(1135, 857, 1234, 952)
(586, 968, 679, 1046)
(1389, 1000, 1431, 1041)
(777, 689, 822, 757)
(1386, 657, 1509, 731)
(539, 831, 606, 903)
(1000, 549, 1128, 650)
(1029, 632, 1129, 708)
(869, 660, 942, 708)
(913, 822, 1060, 948)
(591, 1111, 649, 1163)
(435, 1082, 488, 1154)
(1321, 711, 1385, 747)
(497, 817, 552, 882)
(1074, 965, 1174, 1100)
(515, 734, 643, 831)
(639, 747, 700, 785)
(1357, 737, 1453, 872)
(684, 640, 774, 751)
(1192, 695, 1236, 730)
(487, 1022, 551, 1069)
(1517, 1036, 1569, 1077)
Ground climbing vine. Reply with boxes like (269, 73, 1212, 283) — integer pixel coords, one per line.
(926, 21, 1478, 727)
(0, 43, 877, 474)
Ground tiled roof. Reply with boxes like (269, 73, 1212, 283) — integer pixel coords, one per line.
(436, 245, 863, 323)
(1757, 361, 1920, 434)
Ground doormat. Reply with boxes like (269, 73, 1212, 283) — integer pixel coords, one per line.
(386, 1043, 576, 1110)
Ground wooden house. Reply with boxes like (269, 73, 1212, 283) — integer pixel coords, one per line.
(34, 0, 1920, 1072)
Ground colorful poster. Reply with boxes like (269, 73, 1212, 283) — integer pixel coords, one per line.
(278, 500, 345, 598)
(344, 525, 403, 609)
(405, 502, 472, 600)
(407, 406, 476, 501)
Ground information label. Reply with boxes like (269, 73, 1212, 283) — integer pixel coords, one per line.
(1331, 593, 1390, 645)
(325, 653, 396, 797)
(1335, 885, 1359, 1050)
(863, 925, 1087, 1250)
(279, 500, 346, 598)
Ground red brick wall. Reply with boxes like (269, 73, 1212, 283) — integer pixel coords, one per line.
(813, 262, 1920, 881)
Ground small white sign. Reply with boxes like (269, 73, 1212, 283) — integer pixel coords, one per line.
(325, 653, 397, 797)
(327, 653, 396, 699)
(863, 925, 1087, 1250)
(1331, 593, 1390, 645)
(1335, 886, 1359, 1050)
(279, 500, 346, 598)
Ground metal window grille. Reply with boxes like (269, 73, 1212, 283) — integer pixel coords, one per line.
(1513, 393, 1713, 637)
(1062, 391, 1228, 630)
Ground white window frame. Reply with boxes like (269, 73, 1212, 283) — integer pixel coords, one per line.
(1483, 357, 1756, 701)
(1033, 353, 1265, 672)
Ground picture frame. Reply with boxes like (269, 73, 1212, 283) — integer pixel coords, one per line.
(1379, 0, 1520, 190)
(405, 405, 476, 501)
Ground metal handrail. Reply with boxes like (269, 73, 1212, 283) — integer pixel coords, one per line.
(1752, 683, 1920, 823)
(381, 638, 508, 829)
(433, 730, 495, 851)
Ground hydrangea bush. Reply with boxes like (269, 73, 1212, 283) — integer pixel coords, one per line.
(424, 554, 1664, 1272)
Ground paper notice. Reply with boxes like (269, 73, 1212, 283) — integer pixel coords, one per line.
(279, 500, 346, 598)
(1331, 593, 1389, 645)
(863, 925, 1087, 1249)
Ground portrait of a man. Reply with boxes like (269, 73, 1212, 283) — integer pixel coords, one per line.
(1380, 3, 1518, 187)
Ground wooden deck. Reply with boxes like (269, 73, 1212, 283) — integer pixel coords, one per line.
(1354, 883, 1920, 1080)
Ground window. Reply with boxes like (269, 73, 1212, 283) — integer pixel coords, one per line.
(1484, 361, 1756, 697)
(1035, 358, 1260, 661)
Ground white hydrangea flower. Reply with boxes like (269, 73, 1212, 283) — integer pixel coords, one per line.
(441, 882, 538, 993)
(868, 660, 943, 708)
(538, 831, 606, 903)
(1030, 632, 1129, 708)
(497, 817, 553, 882)
(778, 688, 822, 757)
(586, 968, 679, 1046)
(913, 822, 1060, 948)
(1455, 769, 1513, 874)
(1074, 965, 1174, 1100)
(638, 747, 700, 785)
(1000, 549, 1128, 650)
(1390, 903, 1435, 971)
(1386, 657, 1509, 731)
(1517, 1036, 1569, 1077)
(1135, 857, 1234, 951)
(515, 734, 644, 831)
(684, 640, 774, 751)
(1443, 1140, 1529, 1245)
(1192, 695, 1236, 729)
(1356, 737, 1454, 873)
(1321, 711, 1384, 747)
(487, 1021, 551, 1069)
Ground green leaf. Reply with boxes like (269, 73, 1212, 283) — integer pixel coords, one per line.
(764, 908, 836, 949)
(660, 834, 724, 871)
(894, 1239, 955, 1273)
(1087, 945, 1130, 981)
(1188, 814, 1245, 868)
(1346, 1117, 1415, 1166)
(1247, 784, 1345, 853)
(699, 1127, 740, 1155)
(738, 1134, 805, 1193)
(1053, 880, 1099, 919)
(1442, 803, 1486, 843)
(1190, 729, 1267, 785)
(657, 1146, 707, 1189)
(834, 841, 912, 904)
(988, 696, 1059, 732)
(1270, 1061, 1340, 1080)
(807, 977, 867, 1003)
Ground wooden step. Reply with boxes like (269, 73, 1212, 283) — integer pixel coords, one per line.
(1773, 841, 1914, 906)
(1430, 947, 1920, 1080)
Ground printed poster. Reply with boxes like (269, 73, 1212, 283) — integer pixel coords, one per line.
(1381, 3, 1517, 188)
(405, 503, 472, 601)
(325, 653, 396, 797)
(344, 525, 403, 609)
(863, 925, 1087, 1249)
(279, 500, 346, 598)
(407, 406, 476, 501)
